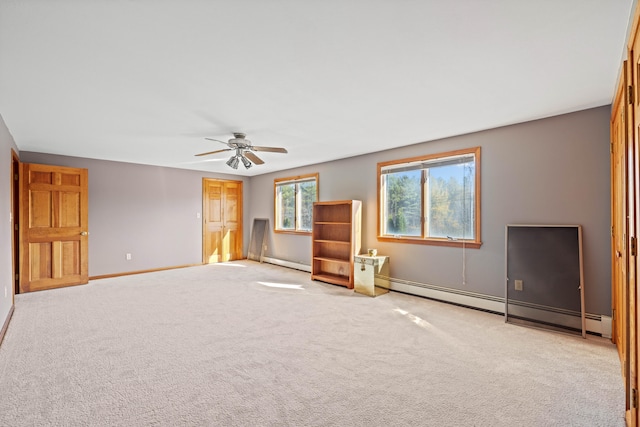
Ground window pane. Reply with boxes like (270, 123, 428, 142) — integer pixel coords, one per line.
(427, 161, 475, 239)
(383, 170, 422, 236)
(275, 174, 318, 233)
(378, 147, 480, 247)
(276, 183, 296, 230)
(298, 181, 316, 231)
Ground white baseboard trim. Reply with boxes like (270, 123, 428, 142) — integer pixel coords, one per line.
(260, 257, 611, 337)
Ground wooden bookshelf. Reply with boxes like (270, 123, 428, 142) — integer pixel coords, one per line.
(311, 200, 362, 288)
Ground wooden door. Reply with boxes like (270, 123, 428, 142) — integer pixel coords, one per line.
(20, 163, 89, 293)
(629, 25, 640, 424)
(202, 179, 242, 263)
(612, 65, 629, 380)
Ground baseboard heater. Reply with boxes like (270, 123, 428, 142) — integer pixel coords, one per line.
(262, 257, 610, 338)
(262, 257, 312, 273)
(389, 277, 609, 337)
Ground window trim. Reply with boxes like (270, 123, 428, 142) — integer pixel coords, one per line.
(377, 147, 481, 248)
(274, 173, 319, 235)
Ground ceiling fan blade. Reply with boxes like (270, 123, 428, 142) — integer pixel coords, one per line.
(244, 151, 265, 165)
(195, 148, 231, 157)
(251, 146, 288, 153)
(205, 137, 230, 145)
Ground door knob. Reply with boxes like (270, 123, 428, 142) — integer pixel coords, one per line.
(80, 231, 89, 236)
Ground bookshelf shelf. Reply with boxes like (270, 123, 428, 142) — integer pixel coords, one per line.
(311, 200, 362, 288)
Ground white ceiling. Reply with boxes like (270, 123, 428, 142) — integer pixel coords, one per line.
(0, 0, 634, 176)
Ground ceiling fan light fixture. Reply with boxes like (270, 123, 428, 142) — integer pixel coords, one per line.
(241, 155, 252, 169)
(226, 156, 239, 169)
(198, 132, 287, 169)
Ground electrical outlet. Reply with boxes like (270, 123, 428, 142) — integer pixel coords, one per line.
(196, 212, 201, 219)
(126, 253, 132, 261)
(514, 280, 524, 291)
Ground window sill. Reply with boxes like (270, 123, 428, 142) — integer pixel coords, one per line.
(274, 230, 312, 236)
(377, 236, 482, 249)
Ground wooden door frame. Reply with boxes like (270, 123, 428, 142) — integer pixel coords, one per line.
(632, 136, 639, 427)
(11, 150, 19, 299)
(201, 178, 243, 263)
(628, 11, 640, 422)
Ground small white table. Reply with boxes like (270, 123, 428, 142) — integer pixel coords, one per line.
(354, 255, 390, 297)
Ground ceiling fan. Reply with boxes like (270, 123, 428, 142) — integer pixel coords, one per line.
(195, 132, 288, 169)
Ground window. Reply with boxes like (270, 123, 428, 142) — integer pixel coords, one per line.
(274, 173, 318, 233)
(378, 147, 481, 248)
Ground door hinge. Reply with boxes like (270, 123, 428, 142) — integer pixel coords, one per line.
(14, 173, 18, 181)
(611, 225, 615, 237)
(632, 236, 637, 257)
(629, 85, 634, 105)
(633, 388, 638, 409)
(611, 142, 614, 154)
(15, 274, 19, 282)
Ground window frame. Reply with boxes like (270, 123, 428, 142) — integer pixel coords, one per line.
(377, 147, 481, 248)
(274, 173, 319, 235)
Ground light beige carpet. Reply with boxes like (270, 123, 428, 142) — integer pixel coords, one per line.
(0, 261, 625, 426)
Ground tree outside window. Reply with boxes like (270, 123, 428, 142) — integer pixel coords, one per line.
(275, 174, 318, 233)
(378, 147, 481, 248)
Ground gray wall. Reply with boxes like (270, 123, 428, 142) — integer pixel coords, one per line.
(10, 106, 612, 317)
(249, 106, 612, 316)
(19, 153, 250, 277)
(0, 114, 18, 328)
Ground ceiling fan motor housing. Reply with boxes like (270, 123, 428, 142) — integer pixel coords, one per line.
(196, 132, 286, 167)
(231, 133, 249, 146)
